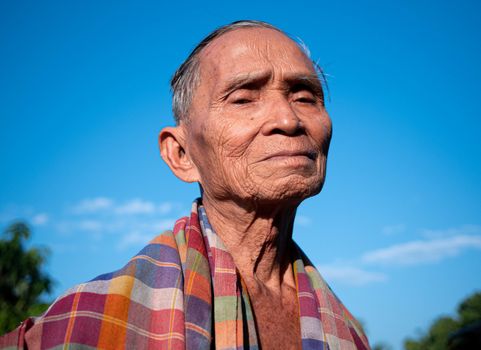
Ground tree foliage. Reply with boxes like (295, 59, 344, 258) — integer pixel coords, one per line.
(372, 342, 393, 350)
(0, 222, 53, 334)
(404, 292, 481, 350)
(458, 292, 481, 327)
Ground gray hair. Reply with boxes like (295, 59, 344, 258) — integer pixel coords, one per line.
(170, 20, 326, 124)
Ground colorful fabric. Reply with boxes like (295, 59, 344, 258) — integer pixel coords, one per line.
(0, 199, 370, 349)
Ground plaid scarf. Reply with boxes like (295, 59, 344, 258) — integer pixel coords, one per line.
(1, 200, 370, 349)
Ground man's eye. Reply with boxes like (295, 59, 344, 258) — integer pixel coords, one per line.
(228, 88, 258, 105)
(233, 98, 252, 104)
(296, 96, 316, 104)
(294, 93, 317, 104)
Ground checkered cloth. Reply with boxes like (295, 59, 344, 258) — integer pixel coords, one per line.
(1, 200, 370, 349)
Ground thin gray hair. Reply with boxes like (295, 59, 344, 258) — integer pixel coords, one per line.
(170, 20, 327, 124)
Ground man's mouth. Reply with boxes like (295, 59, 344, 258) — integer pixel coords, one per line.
(261, 150, 317, 162)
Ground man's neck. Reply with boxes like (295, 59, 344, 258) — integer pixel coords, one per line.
(201, 194, 298, 291)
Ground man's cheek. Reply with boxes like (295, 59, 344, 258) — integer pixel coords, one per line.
(221, 132, 258, 161)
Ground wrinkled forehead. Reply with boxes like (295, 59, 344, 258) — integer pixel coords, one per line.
(198, 28, 316, 83)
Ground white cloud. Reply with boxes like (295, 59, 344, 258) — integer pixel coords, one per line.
(362, 235, 481, 266)
(32, 213, 49, 226)
(0, 207, 50, 227)
(117, 231, 153, 251)
(72, 197, 113, 214)
(296, 215, 311, 227)
(78, 220, 103, 232)
(71, 197, 175, 216)
(115, 199, 155, 215)
(157, 202, 173, 215)
(318, 264, 387, 286)
(420, 225, 481, 239)
(149, 219, 176, 232)
(382, 224, 405, 235)
(54, 219, 111, 240)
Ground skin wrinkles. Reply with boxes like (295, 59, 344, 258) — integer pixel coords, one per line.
(159, 27, 332, 350)
(207, 91, 324, 190)
(182, 26, 332, 259)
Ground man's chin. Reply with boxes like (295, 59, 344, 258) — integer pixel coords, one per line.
(252, 180, 324, 206)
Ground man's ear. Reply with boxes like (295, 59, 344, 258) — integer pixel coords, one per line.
(159, 126, 200, 183)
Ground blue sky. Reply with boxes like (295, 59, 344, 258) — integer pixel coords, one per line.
(1, 1, 480, 348)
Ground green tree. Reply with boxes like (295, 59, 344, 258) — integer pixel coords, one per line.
(372, 341, 393, 350)
(404, 292, 481, 350)
(0, 222, 53, 334)
(458, 292, 481, 327)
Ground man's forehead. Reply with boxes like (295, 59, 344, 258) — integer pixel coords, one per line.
(201, 27, 291, 53)
(198, 27, 314, 77)
(200, 28, 309, 64)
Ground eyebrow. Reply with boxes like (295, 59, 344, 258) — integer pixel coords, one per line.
(284, 73, 324, 99)
(218, 71, 324, 100)
(218, 72, 271, 99)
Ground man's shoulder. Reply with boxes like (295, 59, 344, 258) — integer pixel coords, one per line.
(49, 216, 191, 310)
(61, 220, 190, 301)
(0, 219, 191, 349)
(303, 263, 370, 349)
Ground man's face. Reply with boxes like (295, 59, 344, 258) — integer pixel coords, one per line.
(184, 28, 332, 206)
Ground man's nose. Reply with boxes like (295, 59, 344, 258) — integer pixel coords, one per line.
(261, 97, 303, 136)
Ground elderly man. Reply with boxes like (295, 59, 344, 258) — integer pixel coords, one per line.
(1, 21, 370, 349)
